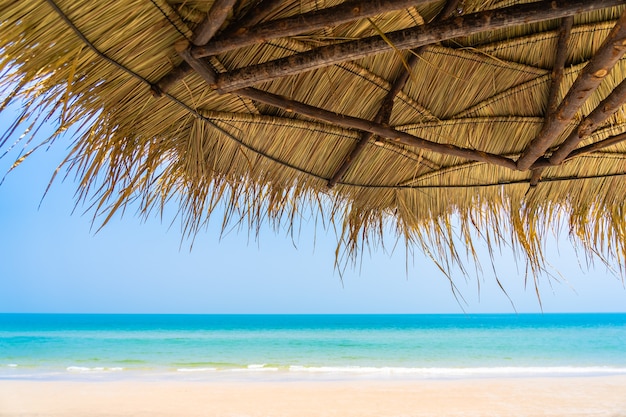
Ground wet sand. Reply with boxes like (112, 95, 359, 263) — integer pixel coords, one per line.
(1, 376, 625, 417)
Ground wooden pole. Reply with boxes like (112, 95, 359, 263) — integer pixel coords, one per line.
(208, 0, 624, 93)
(151, 62, 193, 97)
(527, 16, 573, 185)
(516, 8, 626, 171)
(153, 0, 284, 96)
(549, 77, 626, 165)
(191, 0, 238, 46)
(237, 88, 519, 170)
(326, 52, 419, 188)
(566, 131, 626, 159)
(220, 0, 285, 35)
(193, 0, 437, 58)
(546, 16, 574, 116)
(529, 131, 626, 169)
(327, 0, 460, 188)
(177, 49, 517, 170)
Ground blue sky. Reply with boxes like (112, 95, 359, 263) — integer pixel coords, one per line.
(0, 110, 625, 314)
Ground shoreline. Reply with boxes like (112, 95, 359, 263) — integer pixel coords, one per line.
(1, 375, 625, 417)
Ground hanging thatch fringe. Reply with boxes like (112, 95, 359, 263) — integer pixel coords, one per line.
(3, 0, 626, 287)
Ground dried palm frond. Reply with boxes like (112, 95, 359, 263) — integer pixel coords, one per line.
(2, 0, 626, 289)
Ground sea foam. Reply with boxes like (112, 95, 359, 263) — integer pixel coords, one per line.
(66, 366, 124, 372)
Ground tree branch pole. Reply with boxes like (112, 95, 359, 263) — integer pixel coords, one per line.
(177, 48, 517, 171)
(529, 16, 573, 186)
(516, 8, 626, 171)
(567, 131, 626, 159)
(220, 0, 285, 36)
(549, 77, 626, 165)
(153, 0, 285, 96)
(205, 0, 624, 93)
(326, 51, 419, 188)
(529, 131, 626, 169)
(327, 0, 460, 188)
(193, 0, 437, 58)
(191, 0, 238, 46)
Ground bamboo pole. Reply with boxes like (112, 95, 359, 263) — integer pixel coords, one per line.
(193, 0, 437, 58)
(208, 0, 624, 93)
(516, 8, 626, 171)
(191, 0, 238, 46)
(549, 77, 626, 165)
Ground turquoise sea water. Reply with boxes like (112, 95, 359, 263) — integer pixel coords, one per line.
(1, 314, 625, 381)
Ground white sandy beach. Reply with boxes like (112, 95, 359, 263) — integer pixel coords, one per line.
(1, 376, 625, 417)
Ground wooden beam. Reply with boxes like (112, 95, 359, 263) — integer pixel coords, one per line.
(567, 131, 626, 159)
(529, 131, 626, 169)
(178, 48, 517, 170)
(153, 0, 284, 96)
(191, 0, 238, 46)
(177, 42, 217, 86)
(237, 88, 519, 170)
(546, 16, 574, 116)
(516, 9, 626, 171)
(549, 77, 626, 165)
(524, 16, 573, 183)
(327, 0, 460, 188)
(193, 0, 437, 58)
(326, 52, 419, 188)
(221, 0, 285, 35)
(207, 0, 625, 93)
(151, 62, 193, 97)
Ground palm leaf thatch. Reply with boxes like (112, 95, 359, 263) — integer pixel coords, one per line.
(2, 0, 626, 285)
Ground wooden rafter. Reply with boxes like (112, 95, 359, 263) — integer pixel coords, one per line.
(327, 0, 460, 188)
(178, 45, 518, 170)
(326, 51, 419, 188)
(152, 0, 285, 97)
(205, 0, 624, 93)
(567, 131, 626, 159)
(192, 0, 438, 58)
(529, 16, 573, 186)
(191, 0, 238, 46)
(223, 0, 285, 32)
(237, 88, 519, 170)
(549, 77, 626, 165)
(516, 8, 626, 171)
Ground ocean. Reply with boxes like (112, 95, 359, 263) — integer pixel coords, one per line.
(1, 314, 625, 381)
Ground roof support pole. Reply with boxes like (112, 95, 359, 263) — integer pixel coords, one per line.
(177, 46, 517, 170)
(193, 0, 437, 58)
(516, 8, 626, 171)
(207, 0, 625, 93)
(566, 131, 626, 159)
(549, 77, 626, 165)
(528, 16, 573, 186)
(152, 0, 285, 96)
(327, 0, 459, 188)
(192, 0, 238, 46)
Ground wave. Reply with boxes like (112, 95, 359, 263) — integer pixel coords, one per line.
(66, 366, 124, 373)
(176, 367, 217, 372)
(287, 365, 626, 377)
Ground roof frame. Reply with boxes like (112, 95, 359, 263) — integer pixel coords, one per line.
(163, 0, 626, 180)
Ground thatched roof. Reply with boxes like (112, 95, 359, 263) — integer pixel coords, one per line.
(2, 0, 626, 281)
